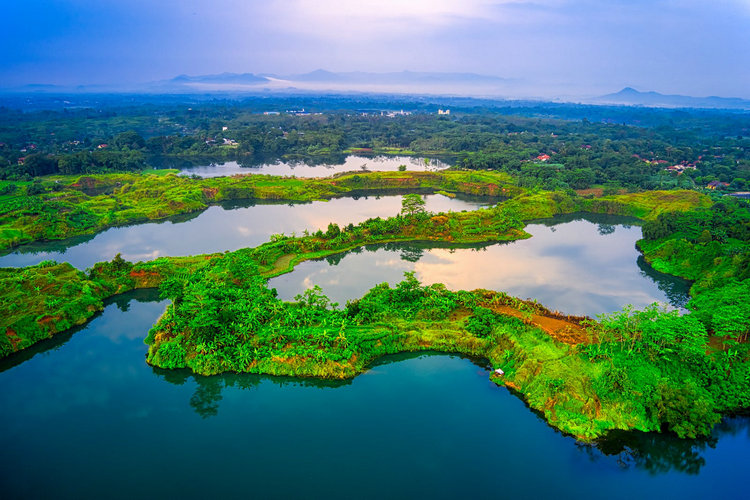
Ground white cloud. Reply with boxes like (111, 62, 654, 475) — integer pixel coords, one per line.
(261, 0, 548, 39)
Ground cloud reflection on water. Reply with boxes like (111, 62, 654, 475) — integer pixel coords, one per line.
(270, 217, 687, 317)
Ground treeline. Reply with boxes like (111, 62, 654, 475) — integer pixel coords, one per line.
(0, 101, 748, 189)
(640, 196, 750, 289)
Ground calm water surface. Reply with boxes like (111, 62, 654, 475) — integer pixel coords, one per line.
(0, 193, 488, 269)
(0, 290, 747, 499)
(178, 155, 450, 178)
(269, 213, 690, 317)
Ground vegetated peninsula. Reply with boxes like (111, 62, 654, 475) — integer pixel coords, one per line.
(1, 97, 749, 445)
(4, 179, 749, 442)
(0, 170, 520, 252)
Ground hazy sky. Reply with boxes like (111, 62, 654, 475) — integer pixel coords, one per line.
(2, 0, 749, 97)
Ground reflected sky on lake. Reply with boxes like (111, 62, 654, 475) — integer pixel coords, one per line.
(178, 155, 450, 178)
(0, 193, 487, 269)
(270, 216, 689, 317)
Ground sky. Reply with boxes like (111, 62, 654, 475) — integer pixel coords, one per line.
(2, 0, 749, 98)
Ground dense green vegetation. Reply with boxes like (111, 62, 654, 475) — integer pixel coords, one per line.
(4, 186, 745, 443)
(639, 196, 750, 343)
(1, 93, 748, 443)
(0, 170, 519, 251)
(142, 249, 750, 441)
(0, 188, 710, 356)
(1, 95, 748, 192)
(0, 261, 108, 352)
(0, 202, 530, 357)
(139, 195, 750, 441)
(1, 166, 711, 253)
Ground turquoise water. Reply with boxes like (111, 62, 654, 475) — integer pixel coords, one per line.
(1, 289, 748, 499)
(2, 204, 743, 499)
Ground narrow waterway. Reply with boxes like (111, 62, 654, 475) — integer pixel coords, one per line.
(0, 193, 489, 270)
(269, 213, 690, 317)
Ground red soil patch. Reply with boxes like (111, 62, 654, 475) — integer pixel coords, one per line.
(6, 328, 21, 350)
(575, 188, 604, 197)
(129, 270, 159, 278)
(491, 304, 591, 345)
(503, 380, 520, 391)
(37, 315, 60, 326)
(202, 187, 218, 199)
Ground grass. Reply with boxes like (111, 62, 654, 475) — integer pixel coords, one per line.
(0, 170, 521, 252)
(0, 182, 733, 443)
(142, 168, 180, 176)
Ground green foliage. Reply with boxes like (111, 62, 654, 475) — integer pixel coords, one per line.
(465, 306, 498, 337)
(687, 279, 750, 341)
(1, 173, 748, 443)
(0, 170, 520, 252)
(0, 262, 109, 355)
(400, 193, 426, 217)
(648, 382, 721, 439)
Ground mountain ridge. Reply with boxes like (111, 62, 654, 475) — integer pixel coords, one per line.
(594, 87, 750, 110)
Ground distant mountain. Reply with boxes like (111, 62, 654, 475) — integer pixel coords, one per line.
(146, 70, 511, 94)
(594, 87, 750, 110)
(0, 70, 512, 96)
(169, 73, 269, 85)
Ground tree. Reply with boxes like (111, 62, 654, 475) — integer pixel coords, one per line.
(400, 194, 426, 217)
(325, 223, 341, 239)
(113, 131, 146, 150)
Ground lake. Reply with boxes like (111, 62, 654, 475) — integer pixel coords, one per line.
(176, 155, 451, 178)
(3, 198, 742, 499)
(269, 213, 690, 317)
(0, 289, 747, 499)
(0, 193, 490, 270)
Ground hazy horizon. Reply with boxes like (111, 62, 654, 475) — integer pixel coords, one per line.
(3, 1, 749, 99)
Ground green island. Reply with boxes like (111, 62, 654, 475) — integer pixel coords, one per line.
(3, 177, 748, 442)
(0, 170, 520, 251)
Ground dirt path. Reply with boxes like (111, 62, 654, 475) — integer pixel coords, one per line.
(491, 305, 591, 345)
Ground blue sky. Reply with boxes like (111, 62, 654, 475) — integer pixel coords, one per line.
(2, 0, 749, 97)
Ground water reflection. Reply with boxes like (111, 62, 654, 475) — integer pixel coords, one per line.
(0, 193, 490, 269)
(153, 366, 355, 419)
(0, 288, 164, 374)
(584, 416, 750, 475)
(586, 430, 715, 475)
(153, 346, 750, 481)
(3, 289, 750, 497)
(635, 255, 691, 308)
(175, 155, 452, 178)
(269, 215, 690, 317)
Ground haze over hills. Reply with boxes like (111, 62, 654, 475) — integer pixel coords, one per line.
(3, 71, 750, 110)
(591, 87, 750, 110)
(2, 70, 515, 97)
(153, 70, 513, 95)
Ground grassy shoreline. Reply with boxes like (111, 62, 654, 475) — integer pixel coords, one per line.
(0, 168, 710, 254)
(1, 188, 712, 355)
(0, 170, 520, 252)
(3, 186, 743, 443)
